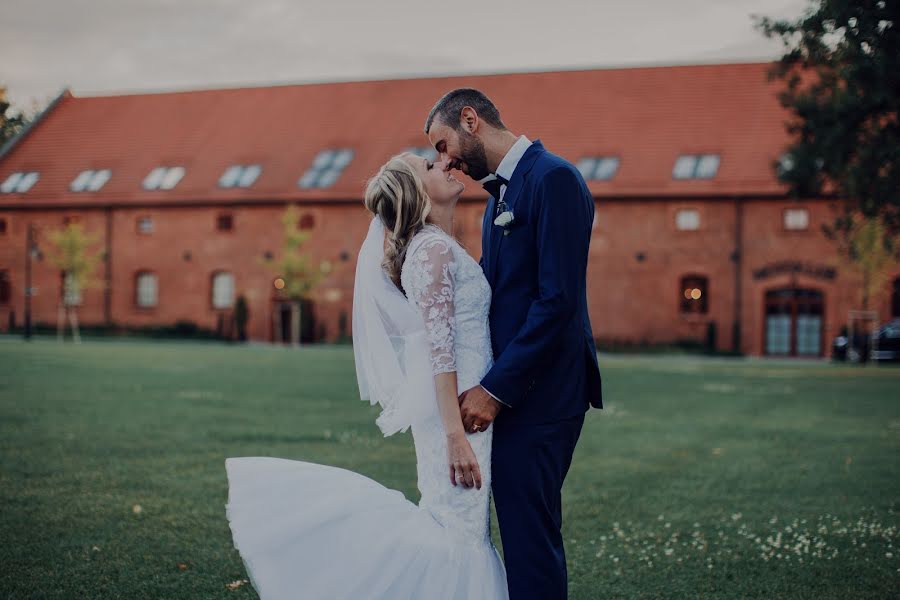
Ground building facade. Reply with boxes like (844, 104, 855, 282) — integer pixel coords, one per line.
(1, 63, 898, 356)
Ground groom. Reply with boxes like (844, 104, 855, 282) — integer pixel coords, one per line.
(425, 89, 603, 599)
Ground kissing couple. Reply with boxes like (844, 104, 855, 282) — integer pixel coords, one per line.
(226, 88, 603, 600)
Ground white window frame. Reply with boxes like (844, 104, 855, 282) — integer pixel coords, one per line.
(211, 272, 235, 309)
(137, 216, 154, 234)
(143, 166, 185, 191)
(299, 149, 354, 189)
(783, 208, 809, 231)
(71, 169, 112, 192)
(1, 171, 40, 193)
(136, 272, 158, 308)
(673, 154, 720, 179)
(675, 208, 701, 231)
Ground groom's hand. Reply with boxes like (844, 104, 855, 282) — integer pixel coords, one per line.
(458, 386, 502, 433)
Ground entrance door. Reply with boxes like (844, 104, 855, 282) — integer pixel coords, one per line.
(764, 288, 824, 357)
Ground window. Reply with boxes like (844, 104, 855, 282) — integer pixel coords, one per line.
(576, 156, 620, 181)
(298, 213, 315, 230)
(675, 208, 700, 231)
(404, 147, 438, 161)
(784, 208, 809, 231)
(0, 270, 9, 304)
(211, 272, 235, 309)
(0, 218, 7, 235)
(892, 278, 900, 318)
(137, 216, 154, 234)
(219, 164, 262, 188)
(217, 213, 234, 231)
(298, 149, 354, 189)
(142, 166, 185, 190)
(1, 171, 40, 193)
(672, 154, 720, 180)
(70, 169, 112, 192)
(135, 272, 158, 308)
(680, 275, 708, 314)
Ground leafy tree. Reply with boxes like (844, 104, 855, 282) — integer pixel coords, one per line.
(756, 1, 899, 225)
(832, 214, 898, 310)
(0, 90, 30, 147)
(261, 206, 328, 345)
(44, 223, 104, 343)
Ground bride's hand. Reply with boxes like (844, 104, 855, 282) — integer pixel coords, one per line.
(446, 431, 482, 490)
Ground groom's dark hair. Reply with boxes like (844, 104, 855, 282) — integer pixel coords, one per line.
(425, 88, 506, 135)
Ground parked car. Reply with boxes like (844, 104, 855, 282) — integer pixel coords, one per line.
(871, 320, 900, 362)
(832, 319, 900, 362)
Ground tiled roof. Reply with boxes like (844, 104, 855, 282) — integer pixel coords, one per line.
(0, 62, 792, 207)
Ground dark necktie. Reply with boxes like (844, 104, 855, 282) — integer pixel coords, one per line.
(482, 175, 510, 217)
(481, 174, 509, 201)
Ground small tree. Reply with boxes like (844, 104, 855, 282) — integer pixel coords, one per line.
(261, 206, 327, 345)
(831, 213, 898, 311)
(44, 223, 103, 343)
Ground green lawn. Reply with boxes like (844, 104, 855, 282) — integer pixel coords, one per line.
(1, 338, 898, 599)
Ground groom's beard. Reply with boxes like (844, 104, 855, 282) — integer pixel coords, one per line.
(458, 131, 491, 181)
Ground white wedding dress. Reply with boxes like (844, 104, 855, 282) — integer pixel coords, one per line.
(225, 223, 508, 599)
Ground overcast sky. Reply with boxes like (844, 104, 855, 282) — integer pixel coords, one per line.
(2, 0, 810, 111)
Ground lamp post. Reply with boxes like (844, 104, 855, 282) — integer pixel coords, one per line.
(24, 223, 41, 340)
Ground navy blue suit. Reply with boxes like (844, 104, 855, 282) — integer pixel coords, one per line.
(480, 140, 602, 600)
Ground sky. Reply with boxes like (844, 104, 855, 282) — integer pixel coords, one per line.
(1, 0, 810, 112)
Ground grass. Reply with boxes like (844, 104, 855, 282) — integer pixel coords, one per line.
(0, 337, 898, 599)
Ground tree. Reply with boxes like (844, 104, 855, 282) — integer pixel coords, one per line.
(832, 214, 898, 311)
(756, 1, 899, 225)
(44, 223, 103, 343)
(0, 89, 30, 147)
(261, 206, 328, 345)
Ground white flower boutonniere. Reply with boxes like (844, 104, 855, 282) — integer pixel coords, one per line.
(494, 211, 515, 227)
(493, 198, 515, 236)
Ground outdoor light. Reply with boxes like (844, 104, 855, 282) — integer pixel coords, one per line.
(691, 288, 702, 300)
(273, 278, 285, 290)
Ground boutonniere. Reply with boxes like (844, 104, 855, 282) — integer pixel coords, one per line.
(493, 199, 515, 236)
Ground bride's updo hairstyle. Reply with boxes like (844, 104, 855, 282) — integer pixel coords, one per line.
(364, 156, 431, 292)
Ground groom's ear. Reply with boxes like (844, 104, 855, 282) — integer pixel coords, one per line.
(460, 106, 480, 134)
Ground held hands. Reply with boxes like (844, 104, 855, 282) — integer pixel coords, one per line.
(447, 431, 482, 489)
(458, 385, 502, 434)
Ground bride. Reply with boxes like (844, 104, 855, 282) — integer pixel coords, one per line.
(225, 153, 508, 599)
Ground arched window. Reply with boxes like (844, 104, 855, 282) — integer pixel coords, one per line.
(680, 275, 708, 314)
(892, 277, 900, 318)
(135, 272, 158, 308)
(211, 271, 235, 309)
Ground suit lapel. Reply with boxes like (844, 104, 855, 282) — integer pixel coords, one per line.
(488, 141, 544, 286)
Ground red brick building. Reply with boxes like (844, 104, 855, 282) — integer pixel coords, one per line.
(1, 62, 898, 355)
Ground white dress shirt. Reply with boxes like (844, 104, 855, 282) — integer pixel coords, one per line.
(478, 135, 532, 204)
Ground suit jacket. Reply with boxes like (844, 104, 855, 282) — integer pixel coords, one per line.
(480, 140, 603, 425)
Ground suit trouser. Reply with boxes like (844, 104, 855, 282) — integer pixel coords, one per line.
(492, 412, 585, 600)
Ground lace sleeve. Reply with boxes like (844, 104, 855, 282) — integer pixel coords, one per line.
(402, 237, 457, 375)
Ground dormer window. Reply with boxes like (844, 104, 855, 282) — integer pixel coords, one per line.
(143, 166, 185, 190)
(673, 154, 720, 180)
(219, 164, 262, 188)
(1, 171, 40, 193)
(576, 156, 620, 181)
(70, 169, 112, 192)
(298, 149, 353, 189)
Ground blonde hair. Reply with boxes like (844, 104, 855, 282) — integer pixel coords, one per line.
(364, 155, 431, 292)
